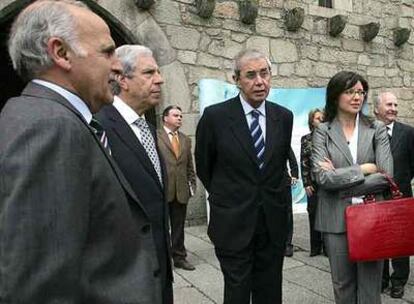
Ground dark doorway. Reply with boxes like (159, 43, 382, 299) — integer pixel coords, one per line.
(0, 6, 26, 111)
(0, 0, 156, 126)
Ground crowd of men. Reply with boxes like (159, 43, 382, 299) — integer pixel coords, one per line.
(0, 1, 413, 304)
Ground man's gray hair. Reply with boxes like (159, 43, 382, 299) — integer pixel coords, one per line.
(8, 0, 88, 81)
(233, 49, 272, 78)
(374, 91, 397, 109)
(115, 44, 154, 78)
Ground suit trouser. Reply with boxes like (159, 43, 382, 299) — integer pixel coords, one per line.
(153, 227, 174, 304)
(324, 233, 382, 304)
(168, 199, 188, 262)
(306, 194, 323, 252)
(382, 257, 410, 287)
(214, 208, 284, 304)
(285, 188, 294, 246)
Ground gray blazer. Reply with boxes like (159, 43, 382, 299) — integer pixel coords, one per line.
(0, 83, 162, 303)
(311, 116, 393, 233)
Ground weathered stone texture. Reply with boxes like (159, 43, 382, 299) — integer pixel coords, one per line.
(270, 39, 298, 62)
(165, 25, 201, 50)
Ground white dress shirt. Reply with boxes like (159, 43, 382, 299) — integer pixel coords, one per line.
(113, 96, 146, 142)
(347, 114, 363, 204)
(32, 79, 92, 123)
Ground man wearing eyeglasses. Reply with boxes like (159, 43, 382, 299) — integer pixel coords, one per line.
(374, 92, 414, 299)
(195, 49, 293, 304)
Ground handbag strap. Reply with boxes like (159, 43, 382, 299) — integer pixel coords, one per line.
(363, 172, 403, 204)
(380, 172, 403, 199)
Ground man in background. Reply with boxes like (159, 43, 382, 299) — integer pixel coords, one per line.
(195, 49, 293, 304)
(158, 105, 197, 271)
(97, 45, 173, 303)
(375, 92, 414, 299)
(0, 1, 162, 303)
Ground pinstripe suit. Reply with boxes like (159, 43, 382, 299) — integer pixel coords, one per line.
(311, 115, 393, 304)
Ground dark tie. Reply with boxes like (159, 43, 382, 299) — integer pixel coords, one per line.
(90, 117, 111, 155)
(134, 117, 163, 186)
(250, 110, 265, 169)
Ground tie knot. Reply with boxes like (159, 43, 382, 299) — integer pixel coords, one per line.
(134, 117, 148, 129)
(90, 117, 103, 132)
(251, 110, 260, 119)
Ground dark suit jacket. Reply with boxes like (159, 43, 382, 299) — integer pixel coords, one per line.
(0, 83, 162, 303)
(390, 121, 414, 198)
(157, 128, 197, 204)
(195, 96, 293, 253)
(96, 104, 173, 290)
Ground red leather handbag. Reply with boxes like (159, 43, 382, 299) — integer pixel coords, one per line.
(345, 175, 414, 262)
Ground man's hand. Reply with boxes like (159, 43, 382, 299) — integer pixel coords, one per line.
(305, 185, 315, 197)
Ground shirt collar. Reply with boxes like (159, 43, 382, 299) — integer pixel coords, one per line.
(386, 121, 394, 134)
(113, 95, 143, 125)
(32, 79, 92, 123)
(239, 94, 266, 117)
(163, 125, 177, 135)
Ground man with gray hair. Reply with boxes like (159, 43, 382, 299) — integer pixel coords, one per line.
(96, 44, 173, 304)
(374, 92, 414, 299)
(195, 49, 293, 304)
(0, 1, 162, 303)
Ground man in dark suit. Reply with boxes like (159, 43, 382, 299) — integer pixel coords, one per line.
(375, 92, 414, 299)
(157, 105, 197, 271)
(195, 49, 294, 304)
(96, 44, 173, 304)
(0, 1, 162, 303)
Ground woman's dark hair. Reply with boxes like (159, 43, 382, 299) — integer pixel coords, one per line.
(325, 71, 369, 122)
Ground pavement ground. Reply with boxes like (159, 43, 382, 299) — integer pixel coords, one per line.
(173, 213, 414, 304)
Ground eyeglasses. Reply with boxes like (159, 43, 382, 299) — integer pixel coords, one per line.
(242, 68, 271, 80)
(343, 89, 367, 98)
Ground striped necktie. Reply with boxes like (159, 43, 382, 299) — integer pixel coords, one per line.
(250, 110, 265, 169)
(90, 117, 111, 155)
(134, 117, 163, 186)
(386, 126, 392, 141)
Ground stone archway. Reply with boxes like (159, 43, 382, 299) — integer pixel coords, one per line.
(0, 0, 192, 125)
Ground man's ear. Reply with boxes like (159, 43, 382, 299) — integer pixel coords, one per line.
(47, 37, 71, 71)
(233, 74, 240, 88)
(118, 75, 129, 91)
(373, 107, 378, 115)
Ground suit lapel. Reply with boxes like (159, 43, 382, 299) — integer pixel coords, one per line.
(390, 122, 401, 154)
(227, 97, 259, 167)
(263, 102, 280, 167)
(356, 118, 375, 164)
(327, 118, 354, 165)
(22, 83, 144, 208)
(106, 106, 163, 188)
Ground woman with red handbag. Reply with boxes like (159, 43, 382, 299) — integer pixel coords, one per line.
(311, 71, 393, 304)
